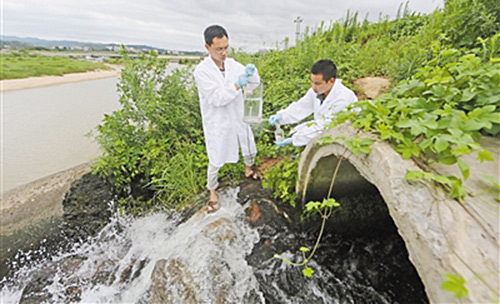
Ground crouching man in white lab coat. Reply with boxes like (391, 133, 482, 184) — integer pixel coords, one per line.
(269, 59, 358, 147)
(194, 25, 261, 213)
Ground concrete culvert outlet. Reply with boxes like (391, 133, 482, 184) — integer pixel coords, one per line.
(297, 122, 499, 304)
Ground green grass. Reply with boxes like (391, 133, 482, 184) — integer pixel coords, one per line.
(0, 52, 111, 79)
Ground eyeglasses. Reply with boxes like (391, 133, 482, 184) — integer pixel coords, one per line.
(213, 45, 230, 55)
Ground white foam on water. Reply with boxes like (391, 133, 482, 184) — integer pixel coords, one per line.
(1, 187, 264, 303)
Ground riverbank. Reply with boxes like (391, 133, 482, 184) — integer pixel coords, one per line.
(0, 162, 92, 234)
(0, 69, 120, 92)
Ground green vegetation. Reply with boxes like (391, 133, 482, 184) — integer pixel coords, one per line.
(91, 0, 498, 299)
(340, 50, 500, 200)
(0, 51, 110, 79)
(442, 273, 469, 298)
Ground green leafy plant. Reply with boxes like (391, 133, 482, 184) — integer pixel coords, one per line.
(319, 135, 375, 155)
(274, 197, 340, 278)
(442, 273, 469, 298)
(262, 156, 300, 207)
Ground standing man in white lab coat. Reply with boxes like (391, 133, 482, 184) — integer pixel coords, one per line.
(194, 25, 261, 213)
(269, 59, 358, 147)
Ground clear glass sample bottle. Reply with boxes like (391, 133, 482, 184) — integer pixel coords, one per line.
(275, 123, 284, 142)
(243, 82, 263, 124)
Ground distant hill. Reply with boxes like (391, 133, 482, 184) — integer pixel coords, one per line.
(0, 35, 204, 56)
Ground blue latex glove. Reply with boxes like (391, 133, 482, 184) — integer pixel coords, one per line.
(275, 137, 293, 147)
(245, 64, 256, 76)
(268, 114, 282, 126)
(237, 74, 249, 88)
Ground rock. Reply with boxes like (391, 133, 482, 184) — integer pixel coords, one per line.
(247, 202, 262, 222)
(119, 258, 148, 284)
(19, 255, 86, 304)
(237, 182, 298, 266)
(61, 172, 115, 241)
(354, 77, 391, 100)
(92, 259, 117, 285)
(150, 259, 200, 303)
(18, 254, 148, 303)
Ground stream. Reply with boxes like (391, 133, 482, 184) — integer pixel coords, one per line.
(0, 185, 427, 303)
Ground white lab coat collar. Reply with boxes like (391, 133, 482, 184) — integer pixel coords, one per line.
(206, 56, 238, 80)
(321, 79, 342, 104)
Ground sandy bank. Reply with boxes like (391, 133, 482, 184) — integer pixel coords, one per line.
(0, 163, 91, 234)
(0, 69, 121, 92)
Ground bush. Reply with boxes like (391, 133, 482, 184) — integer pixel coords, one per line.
(92, 52, 206, 210)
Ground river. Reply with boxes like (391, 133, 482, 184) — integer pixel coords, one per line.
(1, 77, 120, 193)
(1, 63, 184, 194)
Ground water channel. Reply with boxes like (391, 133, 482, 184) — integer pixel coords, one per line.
(1, 187, 427, 303)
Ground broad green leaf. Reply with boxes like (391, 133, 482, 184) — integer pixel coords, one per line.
(442, 273, 468, 298)
(303, 267, 315, 278)
(462, 118, 488, 132)
(457, 159, 470, 180)
(434, 137, 449, 153)
(450, 179, 466, 200)
(321, 198, 340, 209)
(478, 150, 494, 162)
(360, 138, 376, 146)
(438, 153, 458, 165)
(300, 247, 310, 253)
(460, 89, 477, 102)
(420, 138, 433, 151)
(305, 201, 321, 213)
(434, 175, 453, 185)
(397, 118, 426, 136)
(360, 146, 371, 154)
(378, 124, 392, 140)
(318, 136, 335, 145)
(482, 175, 500, 189)
(396, 140, 421, 159)
(406, 170, 425, 180)
(485, 112, 500, 124)
(452, 146, 472, 156)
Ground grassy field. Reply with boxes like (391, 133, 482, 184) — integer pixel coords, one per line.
(0, 52, 111, 79)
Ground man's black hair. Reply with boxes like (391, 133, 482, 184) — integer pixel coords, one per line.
(310, 59, 337, 81)
(204, 25, 228, 46)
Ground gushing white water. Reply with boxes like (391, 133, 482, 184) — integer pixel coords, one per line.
(1, 188, 264, 303)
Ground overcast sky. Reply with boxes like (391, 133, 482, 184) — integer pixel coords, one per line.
(3, 0, 443, 52)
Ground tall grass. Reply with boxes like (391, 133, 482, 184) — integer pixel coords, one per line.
(1, 51, 110, 79)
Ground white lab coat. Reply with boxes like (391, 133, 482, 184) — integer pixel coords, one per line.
(194, 56, 259, 167)
(277, 79, 357, 146)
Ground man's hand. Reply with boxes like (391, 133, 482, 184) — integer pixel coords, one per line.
(275, 137, 293, 147)
(237, 74, 249, 88)
(269, 114, 282, 126)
